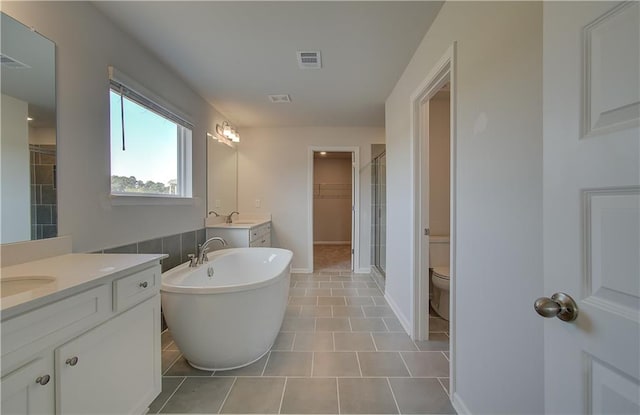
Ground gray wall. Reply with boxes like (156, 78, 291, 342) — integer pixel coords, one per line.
(385, 1, 543, 413)
(2, 2, 225, 253)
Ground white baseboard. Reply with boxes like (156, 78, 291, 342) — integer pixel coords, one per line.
(313, 241, 351, 245)
(452, 392, 471, 415)
(355, 267, 371, 274)
(384, 292, 412, 335)
(291, 267, 313, 274)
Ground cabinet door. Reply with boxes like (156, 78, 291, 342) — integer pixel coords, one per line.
(55, 295, 161, 415)
(1, 356, 54, 414)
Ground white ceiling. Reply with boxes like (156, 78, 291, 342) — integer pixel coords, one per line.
(93, 1, 443, 128)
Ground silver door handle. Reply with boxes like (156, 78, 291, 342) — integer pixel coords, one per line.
(534, 292, 578, 321)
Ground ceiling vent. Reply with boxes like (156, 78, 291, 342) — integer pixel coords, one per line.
(268, 94, 291, 104)
(0, 53, 30, 69)
(296, 51, 321, 69)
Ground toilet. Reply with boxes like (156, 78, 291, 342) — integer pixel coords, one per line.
(429, 236, 450, 321)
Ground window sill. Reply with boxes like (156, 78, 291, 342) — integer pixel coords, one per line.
(110, 194, 197, 206)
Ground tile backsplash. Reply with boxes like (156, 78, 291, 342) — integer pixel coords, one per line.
(97, 228, 206, 273)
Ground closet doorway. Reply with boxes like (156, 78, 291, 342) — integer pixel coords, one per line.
(308, 147, 359, 272)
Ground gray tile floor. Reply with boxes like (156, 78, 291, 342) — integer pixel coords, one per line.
(151, 271, 455, 414)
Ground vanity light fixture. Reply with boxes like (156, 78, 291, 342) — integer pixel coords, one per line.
(216, 121, 240, 143)
(26, 116, 33, 121)
(208, 131, 232, 147)
(320, 151, 327, 156)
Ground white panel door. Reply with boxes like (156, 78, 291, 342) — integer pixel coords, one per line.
(543, 2, 639, 414)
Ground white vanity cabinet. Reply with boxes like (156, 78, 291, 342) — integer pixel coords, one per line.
(1, 354, 54, 414)
(1, 260, 162, 415)
(207, 221, 271, 248)
(56, 295, 160, 414)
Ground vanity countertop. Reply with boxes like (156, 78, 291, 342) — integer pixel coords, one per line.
(1, 253, 165, 319)
(207, 219, 271, 229)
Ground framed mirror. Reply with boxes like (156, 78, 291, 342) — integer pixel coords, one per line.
(206, 132, 237, 218)
(1, 12, 57, 244)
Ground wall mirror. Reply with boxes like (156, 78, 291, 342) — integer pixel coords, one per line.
(206, 133, 237, 218)
(1, 12, 57, 244)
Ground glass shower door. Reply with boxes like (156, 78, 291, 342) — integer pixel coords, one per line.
(372, 151, 386, 276)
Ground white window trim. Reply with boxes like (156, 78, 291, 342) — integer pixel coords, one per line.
(110, 194, 198, 206)
(108, 65, 194, 202)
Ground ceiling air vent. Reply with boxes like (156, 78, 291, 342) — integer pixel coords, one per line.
(268, 94, 291, 104)
(0, 53, 30, 69)
(297, 51, 321, 69)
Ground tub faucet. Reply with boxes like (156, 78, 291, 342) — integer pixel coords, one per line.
(226, 211, 239, 224)
(197, 237, 227, 265)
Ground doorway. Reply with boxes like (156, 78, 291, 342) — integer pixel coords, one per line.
(411, 43, 457, 396)
(308, 148, 360, 272)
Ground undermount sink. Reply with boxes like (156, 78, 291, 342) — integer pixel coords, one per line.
(231, 221, 257, 225)
(1, 276, 56, 298)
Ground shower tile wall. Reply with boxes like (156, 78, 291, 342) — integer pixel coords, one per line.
(30, 145, 57, 239)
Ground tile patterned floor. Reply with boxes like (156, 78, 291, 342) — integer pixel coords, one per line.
(152, 271, 454, 414)
(314, 244, 352, 271)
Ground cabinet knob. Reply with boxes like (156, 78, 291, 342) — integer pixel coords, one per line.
(35, 375, 50, 385)
(65, 356, 79, 366)
(139, 281, 148, 288)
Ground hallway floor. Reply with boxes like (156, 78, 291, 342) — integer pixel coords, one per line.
(314, 244, 352, 272)
(152, 271, 454, 414)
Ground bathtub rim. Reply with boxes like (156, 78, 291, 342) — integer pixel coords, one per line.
(161, 247, 293, 295)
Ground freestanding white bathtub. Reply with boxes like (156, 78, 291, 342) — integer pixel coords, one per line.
(161, 247, 292, 370)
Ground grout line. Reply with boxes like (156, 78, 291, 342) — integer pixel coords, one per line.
(291, 333, 297, 352)
(398, 352, 413, 377)
(311, 352, 315, 377)
(314, 317, 318, 332)
(277, 377, 288, 414)
(336, 377, 341, 414)
(386, 377, 402, 415)
(218, 376, 237, 414)
(261, 352, 272, 376)
(370, 333, 379, 351)
(437, 377, 450, 397)
(441, 351, 450, 362)
(162, 353, 183, 376)
(381, 317, 390, 332)
(332, 332, 336, 352)
(355, 351, 363, 377)
(347, 316, 353, 331)
(156, 376, 186, 414)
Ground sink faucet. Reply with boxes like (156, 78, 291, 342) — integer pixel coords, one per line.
(226, 211, 239, 224)
(208, 210, 220, 217)
(197, 237, 227, 265)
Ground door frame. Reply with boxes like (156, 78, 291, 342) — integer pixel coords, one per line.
(307, 146, 361, 273)
(410, 42, 457, 391)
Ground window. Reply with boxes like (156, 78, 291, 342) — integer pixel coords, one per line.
(109, 67, 192, 198)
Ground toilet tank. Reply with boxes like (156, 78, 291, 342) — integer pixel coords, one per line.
(429, 236, 450, 268)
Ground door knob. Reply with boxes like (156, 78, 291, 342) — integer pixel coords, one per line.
(534, 292, 578, 321)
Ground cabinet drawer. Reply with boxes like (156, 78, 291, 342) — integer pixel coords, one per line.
(249, 233, 271, 247)
(250, 222, 271, 242)
(1, 285, 110, 357)
(113, 266, 159, 312)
